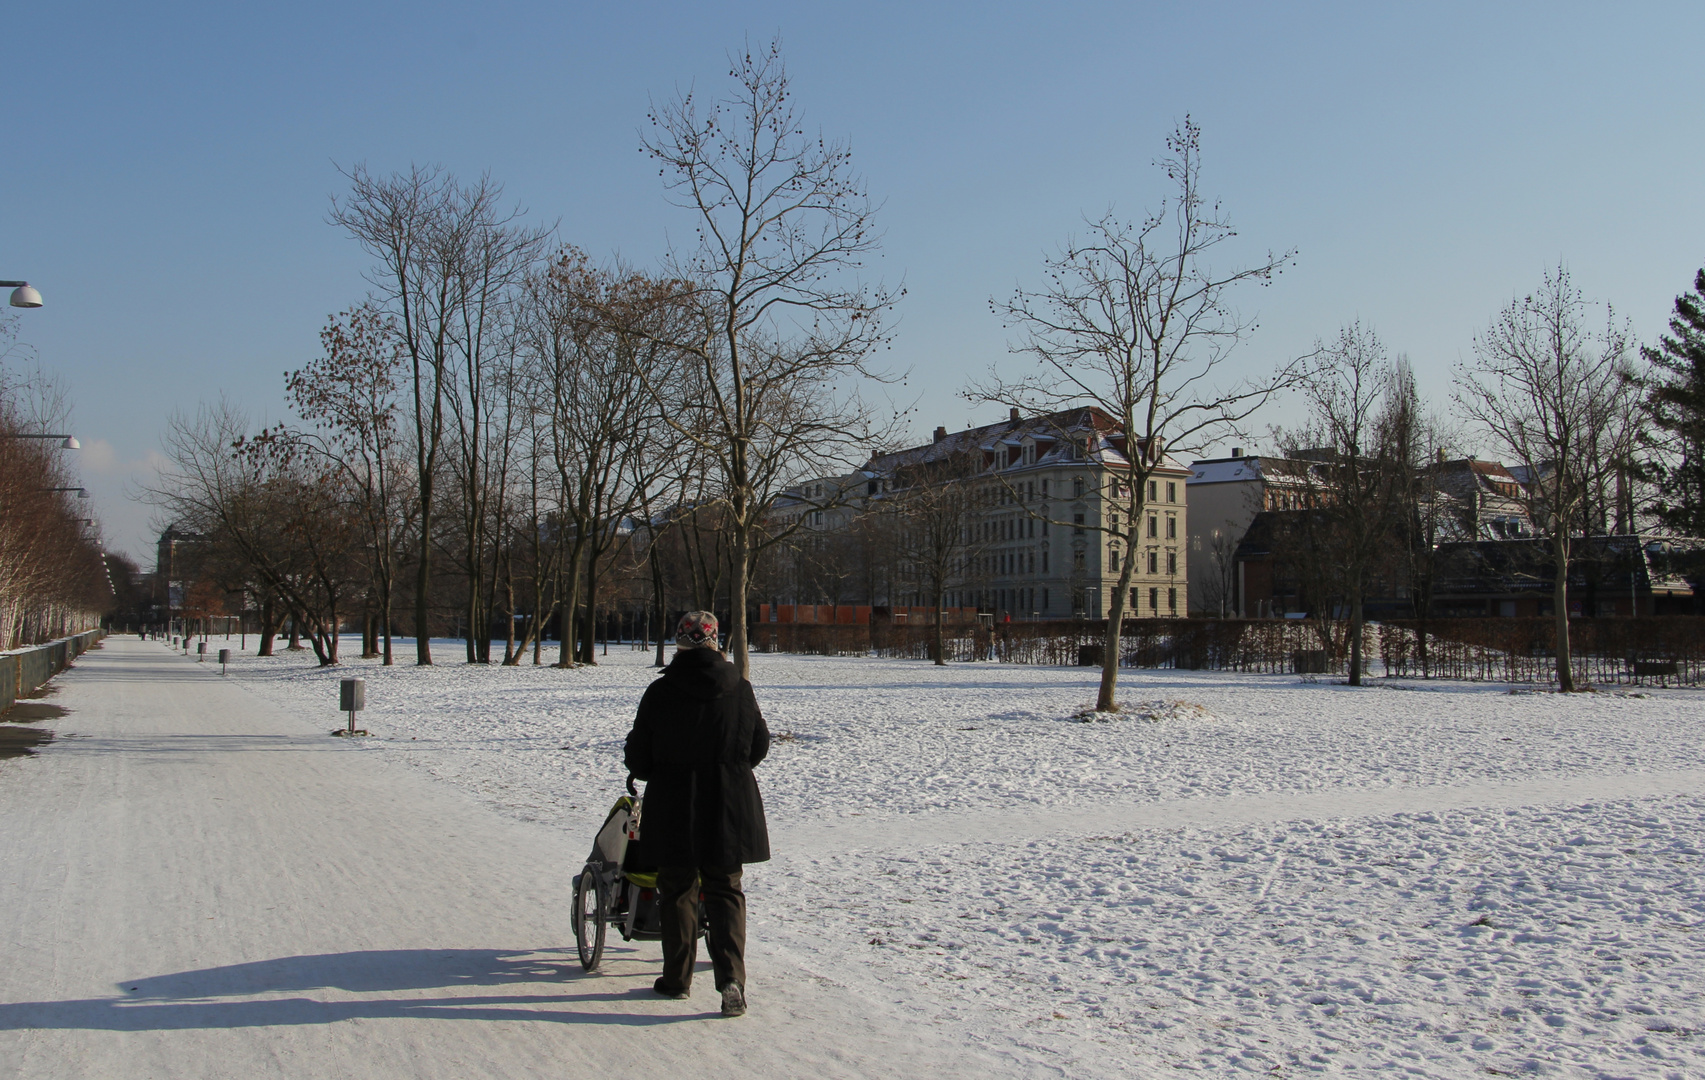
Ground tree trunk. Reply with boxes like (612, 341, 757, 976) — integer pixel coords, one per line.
(415, 501, 433, 665)
(932, 584, 946, 666)
(1097, 545, 1141, 712)
(651, 535, 668, 668)
(1347, 580, 1364, 686)
(258, 597, 277, 657)
(1553, 533, 1576, 691)
(730, 524, 751, 679)
(579, 544, 600, 666)
(556, 534, 587, 668)
(380, 567, 394, 666)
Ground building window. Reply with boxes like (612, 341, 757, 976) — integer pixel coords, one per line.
(1166, 481, 1177, 503)
(813, 511, 823, 527)
(1129, 588, 1139, 608)
(1041, 517, 1048, 537)
(1168, 588, 1177, 613)
(1042, 551, 1049, 573)
(1073, 477, 1085, 498)
(1166, 550, 1177, 574)
(1041, 479, 1048, 497)
(1149, 587, 1159, 611)
(1073, 549, 1086, 570)
(1147, 516, 1158, 538)
(1166, 516, 1176, 539)
(1109, 547, 1119, 571)
(1043, 587, 1049, 610)
(1029, 552, 1035, 573)
(1148, 479, 1158, 502)
(1148, 550, 1158, 575)
(1073, 513, 1085, 535)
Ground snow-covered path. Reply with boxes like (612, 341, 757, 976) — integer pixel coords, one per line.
(7, 638, 1705, 1078)
(0, 639, 1012, 1079)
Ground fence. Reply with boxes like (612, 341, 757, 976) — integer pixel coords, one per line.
(752, 618, 1350, 672)
(1379, 617, 1705, 687)
(751, 615, 1705, 687)
(1, 629, 103, 714)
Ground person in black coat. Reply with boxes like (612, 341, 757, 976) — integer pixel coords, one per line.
(624, 611, 769, 1017)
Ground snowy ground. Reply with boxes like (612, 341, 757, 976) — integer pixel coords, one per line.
(175, 633, 1705, 1078)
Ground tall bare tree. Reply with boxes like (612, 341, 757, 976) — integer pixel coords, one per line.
(330, 166, 546, 664)
(1282, 323, 1412, 684)
(1455, 266, 1636, 691)
(638, 39, 900, 678)
(284, 303, 413, 664)
(984, 117, 1303, 712)
(880, 445, 990, 664)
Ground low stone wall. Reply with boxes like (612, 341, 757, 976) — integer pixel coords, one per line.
(1, 630, 103, 713)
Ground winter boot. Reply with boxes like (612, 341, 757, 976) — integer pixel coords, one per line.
(720, 983, 746, 1017)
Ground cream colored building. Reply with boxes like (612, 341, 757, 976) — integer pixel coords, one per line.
(775, 407, 1191, 619)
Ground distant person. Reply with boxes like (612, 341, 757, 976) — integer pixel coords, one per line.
(623, 611, 770, 1018)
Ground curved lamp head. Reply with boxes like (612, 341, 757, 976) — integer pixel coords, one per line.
(9, 284, 43, 308)
(62, 436, 80, 449)
(76, 487, 89, 499)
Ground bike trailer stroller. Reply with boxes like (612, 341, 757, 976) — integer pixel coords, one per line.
(572, 775, 705, 971)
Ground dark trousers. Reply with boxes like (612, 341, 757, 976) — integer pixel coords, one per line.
(657, 865, 745, 992)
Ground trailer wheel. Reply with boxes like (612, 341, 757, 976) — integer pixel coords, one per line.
(573, 864, 609, 971)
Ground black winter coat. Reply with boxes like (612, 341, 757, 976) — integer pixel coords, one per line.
(623, 647, 771, 866)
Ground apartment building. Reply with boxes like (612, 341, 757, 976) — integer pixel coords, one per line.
(771, 407, 1190, 620)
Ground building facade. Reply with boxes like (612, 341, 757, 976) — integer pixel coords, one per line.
(769, 408, 1191, 620)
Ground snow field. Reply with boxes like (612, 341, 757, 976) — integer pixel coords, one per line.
(190, 636, 1705, 1076)
(769, 799, 1705, 1076)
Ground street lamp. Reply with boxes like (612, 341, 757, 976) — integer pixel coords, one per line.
(2, 432, 79, 448)
(44, 486, 90, 498)
(0, 280, 43, 308)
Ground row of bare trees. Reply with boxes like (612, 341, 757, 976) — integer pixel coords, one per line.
(148, 42, 895, 675)
(1254, 267, 1648, 692)
(0, 350, 108, 649)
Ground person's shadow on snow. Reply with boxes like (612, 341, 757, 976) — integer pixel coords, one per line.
(0, 949, 716, 1029)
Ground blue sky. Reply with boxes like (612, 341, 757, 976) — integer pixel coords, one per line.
(4, 1, 1702, 563)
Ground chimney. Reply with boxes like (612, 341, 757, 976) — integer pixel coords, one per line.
(933, 426, 948, 443)
(1232, 447, 1243, 459)
(1009, 407, 1021, 422)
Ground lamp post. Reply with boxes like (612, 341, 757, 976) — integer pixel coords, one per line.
(2, 433, 80, 448)
(44, 486, 90, 498)
(0, 280, 43, 308)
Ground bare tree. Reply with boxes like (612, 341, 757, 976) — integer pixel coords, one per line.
(983, 117, 1303, 712)
(879, 446, 990, 664)
(149, 402, 364, 667)
(284, 303, 414, 664)
(638, 39, 900, 678)
(1455, 266, 1636, 691)
(525, 251, 691, 667)
(330, 165, 547, 664)
(0, 360, 107, 648)
(1281, 323, 1413, 684)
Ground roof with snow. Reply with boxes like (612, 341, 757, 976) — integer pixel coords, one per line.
(867, 407, 1188, 477)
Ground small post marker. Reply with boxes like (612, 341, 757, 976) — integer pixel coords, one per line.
(218, 648, 231, 675)
(335, 677, 368, 736)
(197, 641, 207, 662)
